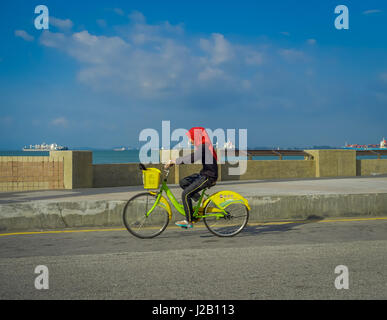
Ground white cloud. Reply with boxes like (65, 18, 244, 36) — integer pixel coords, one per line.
(50, 117, 68, 127)
(71, 31, 130, 64)
(199, 33, 233, 65)
(280, 32, 290, 36)
(198, 67, 224, 81)
(279, 48, 306, 61)
(163, 21, 184, 35)
(38, 11, 318, 111)
(40, 31, 66, 48)
(113, 8, 125, 16)
(129, 10, 146, 23)
(127, 14, 184, 45)
(50, 17, 73, 30)
(307, 38, 316, 45)
(97, 19, 107, 28)
(245, 51, 263, 65)
(14, 30, 34, 42)
(363, 9, 382, 15)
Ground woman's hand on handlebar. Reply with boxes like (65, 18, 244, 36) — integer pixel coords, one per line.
(164, 159, 175, 169)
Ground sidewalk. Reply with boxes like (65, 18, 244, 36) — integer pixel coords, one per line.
(1, 176, 387, 232)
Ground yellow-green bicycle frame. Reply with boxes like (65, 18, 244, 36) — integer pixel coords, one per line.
(146, 171, 251, 221)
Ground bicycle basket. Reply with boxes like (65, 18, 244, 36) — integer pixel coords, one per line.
(142, 168, 161, 189)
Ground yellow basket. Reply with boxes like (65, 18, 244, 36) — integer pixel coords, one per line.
(142, 168, 161, 189)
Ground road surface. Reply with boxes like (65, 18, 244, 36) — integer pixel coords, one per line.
(1, 217, 387, 300)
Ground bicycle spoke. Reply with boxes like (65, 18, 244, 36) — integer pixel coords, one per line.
(123, 193, 169, 239)
(204, 201, 249, 237)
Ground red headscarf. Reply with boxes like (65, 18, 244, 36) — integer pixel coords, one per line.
(186, 127, 218, 161)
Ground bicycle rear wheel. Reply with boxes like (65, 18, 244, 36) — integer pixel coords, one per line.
(123, 192, 169, 239)
(203, 200, 249, 237)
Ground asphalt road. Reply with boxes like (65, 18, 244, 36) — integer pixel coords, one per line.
(1, 218, 387, 300)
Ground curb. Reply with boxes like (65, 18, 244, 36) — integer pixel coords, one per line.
(1, 193, 387, 232)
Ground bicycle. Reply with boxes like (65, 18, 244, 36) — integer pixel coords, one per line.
(122, 164, 250, 238)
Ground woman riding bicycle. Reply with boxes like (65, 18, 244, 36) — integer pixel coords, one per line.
(165, 127, 218, 228)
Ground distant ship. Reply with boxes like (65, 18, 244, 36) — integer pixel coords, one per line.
(23, 142, 68, 151)
(113, 147, 126, 151)
(344, 138, 387, 150)
(213, 140, 235, 150)
(223, 140, 235, 149)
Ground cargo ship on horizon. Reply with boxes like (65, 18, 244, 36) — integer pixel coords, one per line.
(344, 137, 386, 150)
(22, 143, 68, 151)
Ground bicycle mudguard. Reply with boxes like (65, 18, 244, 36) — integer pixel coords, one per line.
(149, 192, 172, 220)
(203, 191, 251, 211)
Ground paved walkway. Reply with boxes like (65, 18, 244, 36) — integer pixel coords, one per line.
(1, 175, 386, 204)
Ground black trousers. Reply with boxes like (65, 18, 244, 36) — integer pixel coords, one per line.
(179, 174, 215, 222)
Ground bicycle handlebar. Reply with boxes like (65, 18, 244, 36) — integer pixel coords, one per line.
(139, 163, 170, 180)
(160, 166, 169, 182)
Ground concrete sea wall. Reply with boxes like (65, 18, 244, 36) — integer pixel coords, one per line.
(0, 150, 387, 192)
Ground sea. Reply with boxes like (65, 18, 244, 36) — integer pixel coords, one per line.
(0, 150, 386, 164)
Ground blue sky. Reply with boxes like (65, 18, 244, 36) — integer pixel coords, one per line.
(0, 0, 386, 149)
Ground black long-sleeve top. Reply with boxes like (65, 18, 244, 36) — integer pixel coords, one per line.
(175, 143, 218, 180)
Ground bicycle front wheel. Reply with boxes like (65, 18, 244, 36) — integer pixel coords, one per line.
(203, 200, 249, 237)
(123, 192, 169, 239)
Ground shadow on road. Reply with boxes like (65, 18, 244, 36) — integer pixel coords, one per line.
(196, 217, 324, 238)
(241, 217, 324, 237)
(240, 222, 307, 236)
